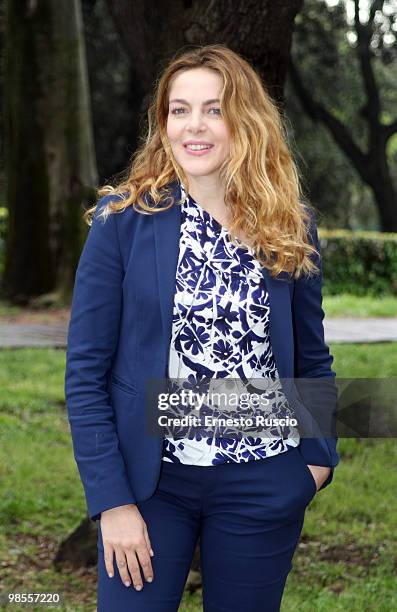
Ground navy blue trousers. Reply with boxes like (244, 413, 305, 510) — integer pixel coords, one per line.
(97, 445, 317, 611)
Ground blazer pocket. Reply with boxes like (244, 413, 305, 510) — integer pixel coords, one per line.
(110, 372, 138, 397)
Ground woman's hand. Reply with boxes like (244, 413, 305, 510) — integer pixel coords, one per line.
(306, 465, 332, 492)
(100, 504, 154, 590)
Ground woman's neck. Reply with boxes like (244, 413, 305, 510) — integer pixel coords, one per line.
(181, 176, 254, 249)
(183, 175, 229, 222)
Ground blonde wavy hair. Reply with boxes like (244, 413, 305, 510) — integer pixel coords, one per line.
(84, 44, 320, 280)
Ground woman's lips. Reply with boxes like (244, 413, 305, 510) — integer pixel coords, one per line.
(183, 144, 214, 156)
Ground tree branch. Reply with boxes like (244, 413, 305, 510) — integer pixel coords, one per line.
(288, 58, 368, 180)
(383, 119, 397, 141)
(354, 0, 381, 129)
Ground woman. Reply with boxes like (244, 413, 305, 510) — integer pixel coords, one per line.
(65, 44, 339, 612)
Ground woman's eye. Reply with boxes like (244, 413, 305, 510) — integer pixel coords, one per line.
(170, 107, 222, 115)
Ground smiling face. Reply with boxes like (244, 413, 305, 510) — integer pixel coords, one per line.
(166, 67, 231, 183)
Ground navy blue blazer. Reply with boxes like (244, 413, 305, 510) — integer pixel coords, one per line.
(64, 179, 340, 522)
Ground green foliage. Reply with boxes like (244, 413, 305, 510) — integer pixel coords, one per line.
(319, 228, 397, 296)
(287, 0, 397, 231)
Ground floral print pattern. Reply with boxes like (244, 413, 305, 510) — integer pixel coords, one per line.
(161, 181, 300, 465)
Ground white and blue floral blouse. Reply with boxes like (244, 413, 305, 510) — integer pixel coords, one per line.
(161, 180, 300, 465)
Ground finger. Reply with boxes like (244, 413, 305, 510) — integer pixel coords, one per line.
(115, 548, 132, 588)
(143, 524, 154, 557)
(103, 544, 115, 578)
(124, 548, 144, 590)
(136, 545, 154, 583)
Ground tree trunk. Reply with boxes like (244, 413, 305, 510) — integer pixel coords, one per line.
(106, 0, 303, 130)
(4, 0, 97, 304)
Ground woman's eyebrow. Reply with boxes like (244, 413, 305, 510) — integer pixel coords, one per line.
(169, 98, 220, 105)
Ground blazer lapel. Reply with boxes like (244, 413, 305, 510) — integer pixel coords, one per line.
(152, 181, 182, 359)
(262, 269, 294, 379)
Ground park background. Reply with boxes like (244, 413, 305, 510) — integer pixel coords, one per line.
(0, 0, 396, 610)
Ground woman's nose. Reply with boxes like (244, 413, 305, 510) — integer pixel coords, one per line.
(186, 112, 206, 131)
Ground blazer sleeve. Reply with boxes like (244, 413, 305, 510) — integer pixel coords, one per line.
(291, 208, 340, 491)
(64, 196, 136, 521)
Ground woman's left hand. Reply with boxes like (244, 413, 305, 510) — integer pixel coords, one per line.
(306, 465, 332, 492)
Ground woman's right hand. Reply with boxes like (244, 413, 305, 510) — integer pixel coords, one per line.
(100, 503, 154, 590)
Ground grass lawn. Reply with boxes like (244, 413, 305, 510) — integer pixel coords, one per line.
(0, 344, 396, 611)
(322, 293, 397, 318)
